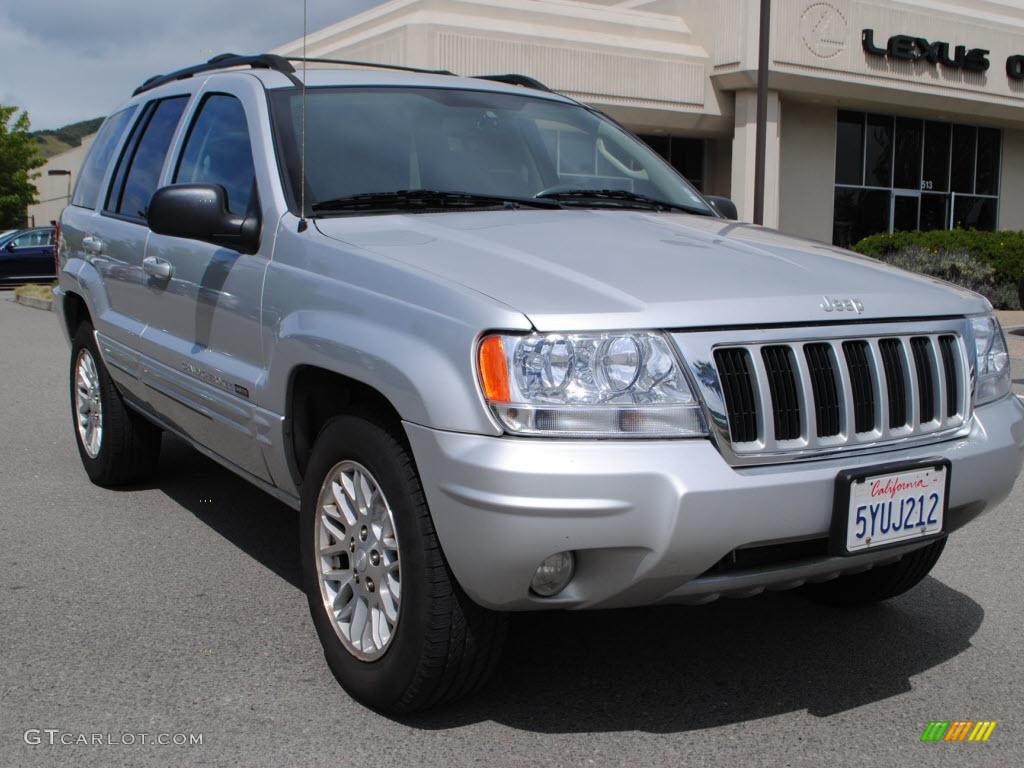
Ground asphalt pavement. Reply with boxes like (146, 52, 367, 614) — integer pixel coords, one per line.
(1, 294, 1022, 768)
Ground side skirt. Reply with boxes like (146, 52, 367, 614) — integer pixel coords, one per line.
(124, 397, 301, 511)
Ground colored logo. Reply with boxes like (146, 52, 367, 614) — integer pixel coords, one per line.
(920, 721, 997, 742)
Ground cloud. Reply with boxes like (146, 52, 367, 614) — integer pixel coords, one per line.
(0, 0, 385, 129)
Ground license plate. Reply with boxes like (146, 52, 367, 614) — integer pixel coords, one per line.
(832, 461, 949, 555)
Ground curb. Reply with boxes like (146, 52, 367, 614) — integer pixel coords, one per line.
(14, 295, 54, 312)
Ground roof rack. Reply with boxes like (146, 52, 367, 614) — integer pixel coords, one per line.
(133, 53, 300, 96)
(133, 53, 553, 97)
(284, 56, 455, 77)
(474, 74, 552, 92)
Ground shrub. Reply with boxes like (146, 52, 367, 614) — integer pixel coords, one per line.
(853, 229, 1024, 283)
(867, 246, 1021, 310)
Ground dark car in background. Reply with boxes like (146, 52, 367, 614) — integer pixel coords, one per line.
(0, 227, 56, 286)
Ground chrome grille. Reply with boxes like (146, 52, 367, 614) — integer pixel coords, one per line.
(680, 324, 971, 463)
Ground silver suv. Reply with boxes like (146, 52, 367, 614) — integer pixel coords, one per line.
(56, 54, 1024, 713)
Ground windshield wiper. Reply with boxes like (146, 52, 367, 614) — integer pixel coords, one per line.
(534, 188, 713, 216)
(311, 189, 562, 214)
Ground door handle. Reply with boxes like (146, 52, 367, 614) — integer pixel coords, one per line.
(142, 256, 173, 280)
(82, 235, 105, 255)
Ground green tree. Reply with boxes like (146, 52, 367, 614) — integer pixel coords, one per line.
(0, 105, 44, 228)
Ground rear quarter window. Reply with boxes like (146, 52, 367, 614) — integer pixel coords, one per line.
(105, 96, 189, 221)
(70, 106, 138, 209)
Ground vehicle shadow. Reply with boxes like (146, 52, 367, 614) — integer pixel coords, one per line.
(410, 579, 982, 734)
(152, 434, 983, 735)
(154, 434, 302, 590)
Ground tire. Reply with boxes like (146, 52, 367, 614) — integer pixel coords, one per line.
(798, 537, 947, 606)
(70, 322, 161, 486)
(300, 414, 507, 714)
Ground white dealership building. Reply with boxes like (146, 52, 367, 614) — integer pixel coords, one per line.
(274, 0, 1024, 247)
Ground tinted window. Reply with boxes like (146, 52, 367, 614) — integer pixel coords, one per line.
(922, 121, 950, 192)
(893, 118, 922, 190)
(174, 94, 256, 215)
(920, 194, 950, 231)
(954, 196, 997, 230)
(833, 188, 890, 248)
(950, 124, 976, 194)
(107, 96, 188, 220)
(71, 107, 137, 209)
(864, 114, 893, 187)
(893, 195, 919, 232)
(834, 111, 1000, 246)
(835, 111, 864, 186)
(976, 127, 1001, 196)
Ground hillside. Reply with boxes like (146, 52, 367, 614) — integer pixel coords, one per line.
(31, 117, 103, 159)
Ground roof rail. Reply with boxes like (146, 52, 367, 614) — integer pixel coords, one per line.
(284, 56, 455, 77)
(474, 74, 552, 92)
(133, 53, 553, 97)
(132, 53, 300, 96)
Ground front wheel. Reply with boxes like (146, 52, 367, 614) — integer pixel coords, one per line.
(798, 537, 947, 606)
(300, 414, 507, 713)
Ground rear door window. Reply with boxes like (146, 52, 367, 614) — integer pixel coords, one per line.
(71, 106, 138, 209)
(174, 94, 256, 215)
(105, 96, 188, 221)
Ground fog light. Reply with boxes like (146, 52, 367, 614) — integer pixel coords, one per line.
(530, 552, 575, 597)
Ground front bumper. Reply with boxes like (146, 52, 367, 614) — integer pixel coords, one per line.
(405, 394, 1024, 611)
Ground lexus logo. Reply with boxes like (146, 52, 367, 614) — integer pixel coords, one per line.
(820, 295, 865, 314)
(800, 2, 848, 59)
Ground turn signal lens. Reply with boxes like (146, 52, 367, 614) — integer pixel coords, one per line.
(477, 336, 511, 403)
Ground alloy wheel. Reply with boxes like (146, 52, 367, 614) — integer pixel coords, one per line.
(315, 460, 402, 661)
(74, 349, 103, 459)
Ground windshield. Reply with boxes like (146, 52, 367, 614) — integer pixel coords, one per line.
(270, 86, 712, 216)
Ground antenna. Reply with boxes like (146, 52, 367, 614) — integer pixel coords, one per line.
(297, 0, 309, 232)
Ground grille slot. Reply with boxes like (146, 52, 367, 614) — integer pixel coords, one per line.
(843, 340, 876, 433)
(804, 343, 841, 437)
(707, 330, 967, 458)
(761, 346, 801, 440)
(879, 339, 908, 429)
(714, 348, 758, 443)
(939, 335, 959, 417)
(911, 337, 936, 423)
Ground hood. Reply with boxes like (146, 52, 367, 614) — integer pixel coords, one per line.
(314, 210, 989, 331)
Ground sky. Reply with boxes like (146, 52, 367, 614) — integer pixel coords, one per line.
(0, 0, 386, 130)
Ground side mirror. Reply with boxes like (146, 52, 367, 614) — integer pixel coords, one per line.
(4, 241, 14, 252)
(705, 195, 738, 221)
(148, 184, 259, 254)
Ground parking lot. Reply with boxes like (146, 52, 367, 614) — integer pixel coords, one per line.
(1, 293, 1022, 768)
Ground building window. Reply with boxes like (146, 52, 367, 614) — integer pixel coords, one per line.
(639, 135, 705, 191)
(832, 110, 1001, 248)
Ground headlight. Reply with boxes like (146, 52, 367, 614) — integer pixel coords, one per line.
(971, 315, 1011, 406)
(476, 331, 708, 437)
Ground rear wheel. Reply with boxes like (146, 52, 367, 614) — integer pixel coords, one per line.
(70, 322, 161, 486)
(798, 537, 947, 606)
(300, 414, 507, 713)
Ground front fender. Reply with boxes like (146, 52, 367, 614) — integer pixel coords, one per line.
(267, 307, 504, 435)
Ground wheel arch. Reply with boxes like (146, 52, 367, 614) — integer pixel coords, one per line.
(285, 364, 407, 486)
(61, 289, 92, 337)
